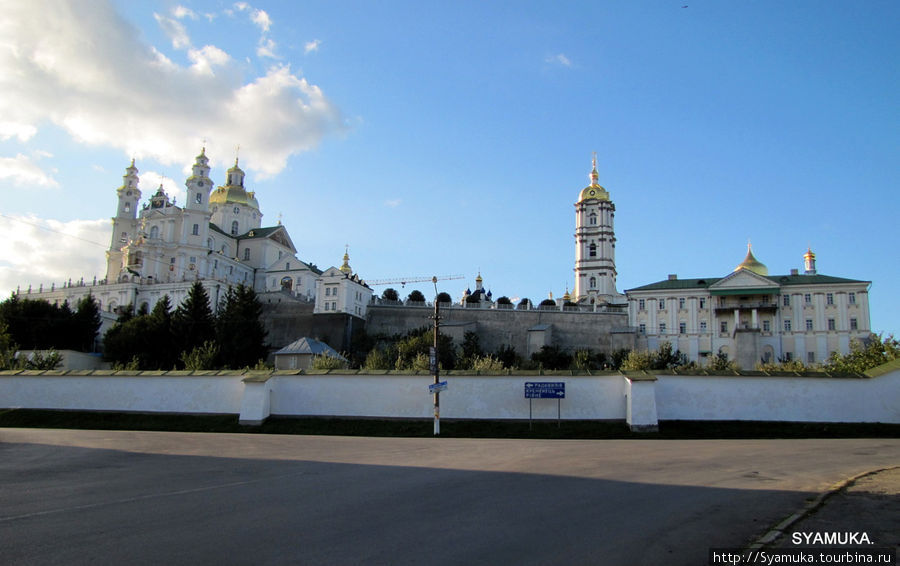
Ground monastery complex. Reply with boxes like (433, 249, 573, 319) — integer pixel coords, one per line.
(14, 151, 872, 369)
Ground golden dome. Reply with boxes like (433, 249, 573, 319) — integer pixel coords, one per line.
(734, 243, 768, 276)
(578, 153, 610, 202)
(209, 185, 260, 209)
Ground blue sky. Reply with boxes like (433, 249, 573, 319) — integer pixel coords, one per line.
(1, 0, 897, 337)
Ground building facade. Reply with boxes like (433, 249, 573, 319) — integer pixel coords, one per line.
(17, 150, 370, 333)
(625, 245, 872, 369)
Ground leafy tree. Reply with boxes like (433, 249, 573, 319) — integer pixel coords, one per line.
(436, 292, 452, 304)
(495, 296, 512, 306)
(180, 340, 220, 370)
(103, 295, 177, 370)
(470, 355, 505, 372)
(465, 293, 481, 304)
(362, 347, 392, 370)
(394, 327, 455, 370)
(608, 348, 631, 370)
(407, 290, 426, 303)
(311, 353, 348, 370)
(382, 288, 399, 302)
(620, 349, 655, 371)
(493, 344, 522, 369)
(710, 351, 738, 371)
(517, 298, 531, 310)
(573, 348, 606, 371)
(825, 333, 899, 374)
(620, 343, 688, 371)
(539, 298, 557, 308)
(173, 282, 215, 360)
(530, 345, 572, 370)
(216, 284, 268, 369)
(459, 331, 484, 369)
(756, 358, 808, 373)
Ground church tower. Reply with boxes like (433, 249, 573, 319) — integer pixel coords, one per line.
(209, 157, 262, 236)
(106, 160, 142, 281)
(185, 147, 213, 213)
(573, 154, 624, 306)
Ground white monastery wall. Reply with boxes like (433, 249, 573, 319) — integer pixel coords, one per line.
(1, 369, 897, 427)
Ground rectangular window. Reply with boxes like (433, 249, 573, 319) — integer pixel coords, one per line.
(699, 298, 706, 309)
(658, 299, 665, 310)
(192, 224, 199, 236)
(639, 323, 646, 334)
(827, 318, 836, 330)
(784, 352, 793, 362)
(848, 292, 856, 304)
(243, 248, 250, 261)
(804, 293, 812, 304)
(850, 318, 858, 330)
(638, 299, 645, 311)
(324, 302, 330, 311)
(805, 319, 813, 331)
(699, 321, 707, 332)
(784, 320, 791, 332)
(720, 321, 728, 333)
(763, 320, 770, 332)
(826, 293, 834, 305)
(807, 352, 815, 363)
(659, 323, 666, 334)
(679, 322, 686, 334)
(678, 298, 685, 310)
(783, 295, 790, 307)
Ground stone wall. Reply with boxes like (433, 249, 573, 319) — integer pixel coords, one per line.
(365, 304, 635, 356)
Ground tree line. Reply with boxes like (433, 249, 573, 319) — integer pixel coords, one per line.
(102, 282, 267, 370)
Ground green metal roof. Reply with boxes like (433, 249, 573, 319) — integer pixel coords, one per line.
(626, 273, 868, 293)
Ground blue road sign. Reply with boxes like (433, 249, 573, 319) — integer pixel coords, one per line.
(524, 382, 565, 399)
(429, 381, 448, 394)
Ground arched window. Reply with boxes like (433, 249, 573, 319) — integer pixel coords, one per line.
(589, 212, 596, 225)
(589, 243, 597, 257)
(590, 276, 596, 289)
(192, 224, 199, 236)
(124, 202, 131, 213)
(281, 276, 293, 291)
(195, 192, 202, 204)
(150, 226, 159, 239)
(231, 221, 239, 235)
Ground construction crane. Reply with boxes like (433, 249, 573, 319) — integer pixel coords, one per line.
(365, 274, 465, 288)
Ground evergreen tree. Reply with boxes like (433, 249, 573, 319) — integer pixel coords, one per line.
(173, 282, 215, 360)
(216, 284, 267, 368)
(73, 294, 102, 352)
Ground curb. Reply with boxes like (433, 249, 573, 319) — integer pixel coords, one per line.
(747, 466, 900, 549)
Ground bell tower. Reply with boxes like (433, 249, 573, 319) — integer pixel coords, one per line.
(185, 147, 213, 212)
(573, 154, 624, 306)
(106, 160, 142, 280)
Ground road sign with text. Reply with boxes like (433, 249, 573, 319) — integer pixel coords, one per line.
(524, 382, 565, 399)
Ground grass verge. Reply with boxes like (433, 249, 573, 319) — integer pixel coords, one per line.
(0, 409, 898, 439)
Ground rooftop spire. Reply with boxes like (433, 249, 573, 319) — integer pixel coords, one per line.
(590, 151, 599, 185)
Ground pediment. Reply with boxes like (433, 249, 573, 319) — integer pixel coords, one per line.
(709, 269, 778, 292)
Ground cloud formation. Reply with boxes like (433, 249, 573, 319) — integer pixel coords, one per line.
(0, 215, 110, 296)
(545, 53, 573, 68)
(0, 1, 345, 178)
(0, 154, 58, 188)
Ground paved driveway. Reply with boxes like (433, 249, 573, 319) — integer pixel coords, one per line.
(1, 429, 898, 565)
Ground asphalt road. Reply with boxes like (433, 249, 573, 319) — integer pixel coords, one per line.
(1, 429, 898, 566)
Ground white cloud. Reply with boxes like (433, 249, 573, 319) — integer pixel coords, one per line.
(305, 39, 321, 54)
(251, 9, 272, 33)
(154, 13, 191, 50)
(0, 1, 345, 178)
(0, 122, 38, 142)
(173, 6, 197, 20)
(0, 215, 110, 297)
(188, 45, 231, 75)
(546, 53, 573, 68)
(257, 38, 278, 59)
(384, 198, 402, 208)
(0, 154, 58, 188)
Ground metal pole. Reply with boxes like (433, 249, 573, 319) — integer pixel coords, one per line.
(432, 277, 440, 436)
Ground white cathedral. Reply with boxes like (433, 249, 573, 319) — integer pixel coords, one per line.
(22, 149, 372, 329)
